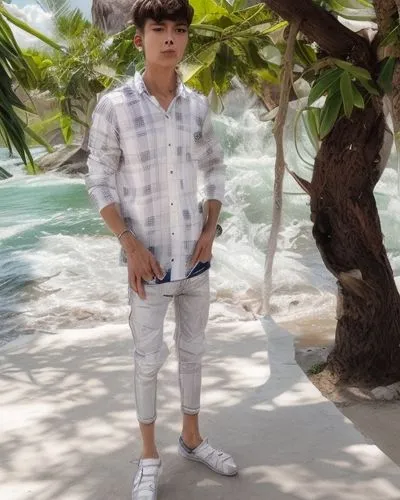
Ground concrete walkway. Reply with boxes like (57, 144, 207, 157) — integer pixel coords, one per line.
(1, 309, 400, 500)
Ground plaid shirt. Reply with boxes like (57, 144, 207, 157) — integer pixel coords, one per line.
(86, 72, 226, 282)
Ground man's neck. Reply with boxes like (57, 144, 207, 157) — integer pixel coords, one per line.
(143, 66, 177, 98)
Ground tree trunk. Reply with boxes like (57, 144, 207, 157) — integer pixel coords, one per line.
(310, 104, 400, 384)
(264, 0, 400, 384)
(263, 0, 374, 69)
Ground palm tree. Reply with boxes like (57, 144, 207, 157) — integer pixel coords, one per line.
(0, 7, 44, 172)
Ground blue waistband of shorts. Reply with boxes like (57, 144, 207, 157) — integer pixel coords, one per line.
(146, 261, 210, 285)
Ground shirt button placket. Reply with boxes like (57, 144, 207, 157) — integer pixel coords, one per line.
(166, 111, 178, 277)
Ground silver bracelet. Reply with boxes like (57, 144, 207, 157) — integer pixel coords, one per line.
(116, 228, 133, 240)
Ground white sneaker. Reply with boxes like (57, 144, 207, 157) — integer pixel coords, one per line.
(178, 437, 238, 476)
(132, 458, 162, 500)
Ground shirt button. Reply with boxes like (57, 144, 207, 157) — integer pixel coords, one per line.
(165, 115, 169, 119)
(171, 202, 173, 206)
(168, 143, 171, 147)
(171, 258, 175, 262)
(170, 170, 173, 174)
(172, 232, 175, 235)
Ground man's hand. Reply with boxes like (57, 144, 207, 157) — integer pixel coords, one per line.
(190, 228, 215, 268)
(123, 236, 163, 300)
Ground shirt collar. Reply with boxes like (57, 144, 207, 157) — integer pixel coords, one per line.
(133, 71, 189, 99)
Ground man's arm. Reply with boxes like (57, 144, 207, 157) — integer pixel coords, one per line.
(100, 204, 163, 299)
(86, 95, 121, 211)
(190, 102, 226, 267)
(196, 102, 226, 206)
(190, 199, 222, 267)
(86, 96, 162, 299)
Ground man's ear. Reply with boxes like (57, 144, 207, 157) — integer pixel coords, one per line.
(134, 34, 143, 51)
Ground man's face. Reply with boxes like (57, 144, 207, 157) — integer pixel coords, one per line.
(135, 19, 189, 68)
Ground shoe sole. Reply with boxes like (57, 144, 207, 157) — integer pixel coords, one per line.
(178, 446, 238, 477)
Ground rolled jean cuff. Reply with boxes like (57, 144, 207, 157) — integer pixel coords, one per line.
(182, 406, 200, 416)
(137, 414, 157, 425)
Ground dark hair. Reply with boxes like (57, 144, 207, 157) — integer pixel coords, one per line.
(131, 0, 194, 30)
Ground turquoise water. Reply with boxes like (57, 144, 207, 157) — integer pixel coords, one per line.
(0, 94, 399, 346)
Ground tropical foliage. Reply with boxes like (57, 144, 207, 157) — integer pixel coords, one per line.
(0, 8, 44, 169)
(0, 0, 137, 150)
(0, 0, 397, 158)
(182, 0, 284, 103)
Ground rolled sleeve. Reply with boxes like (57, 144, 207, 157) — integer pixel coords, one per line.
(197, 104, 226, 205)
(86, 95, 121, 212)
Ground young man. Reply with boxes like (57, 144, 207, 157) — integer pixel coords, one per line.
(86, 0, 237, 498)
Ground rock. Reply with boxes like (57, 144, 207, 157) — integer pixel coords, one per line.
(295, 346, 332, 373)
(92, 0, 133, 34)
(36, 145, 89, 176)
(386, 382, 400, 396)
(371, 386, 397, 401)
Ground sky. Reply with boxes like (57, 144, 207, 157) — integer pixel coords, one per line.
(9, 0, 92, 18)
(4, 0, 93, 47)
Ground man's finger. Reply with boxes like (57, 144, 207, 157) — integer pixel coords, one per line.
(130, 276, 138, 293)
(136, 275, 146, 300)
(150, 258, 164, 280)
(190, 243, 202, 267)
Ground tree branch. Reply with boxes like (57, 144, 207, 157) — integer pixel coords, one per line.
(263, 20, 300, 315)
(262, 0, 374, 69)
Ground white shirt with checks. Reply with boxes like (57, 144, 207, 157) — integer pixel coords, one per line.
(86, 72, 226, 281)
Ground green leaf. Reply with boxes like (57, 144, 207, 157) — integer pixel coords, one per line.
(378, 56, 396, 94)
(25, 126, 54, 152)
(0, 166, 12, 179)
(190, 0, 227, 24)
(295, 41, 317, 67)
(60, 113, 73, 144)
(320, 91, 342, 139)
(305, 107, 321, 150)
(308, 68, 341, 105)
(379, 24, 400, 48)
(197, 66, 213, 95)
(352, 84, 364, 109)
(358, 77, 380, 96)
(212, 45, 234, 93)
(232, 3, 274, 24)
(220, 0, 233, 13)
(232, 0, 247, 11)
(333, 59, 371, 80)
(294, 107, 319, 166)
(25, 160, 41, 175)
(340, 71, 354, 118)
(190, 23, 224, 36)
(209, 87, 224, 113)
(181, 42, 220, 82)
(320, 0, 375, 20)
(255, 67, 279, 85)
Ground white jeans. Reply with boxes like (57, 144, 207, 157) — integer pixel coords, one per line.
(129, 271, 210, 424)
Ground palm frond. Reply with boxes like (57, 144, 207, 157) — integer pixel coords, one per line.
(36, 0, 71, 19)
(0, 12, 36, 165)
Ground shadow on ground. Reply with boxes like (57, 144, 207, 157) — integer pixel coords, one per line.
(1, 309, 400, 500)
